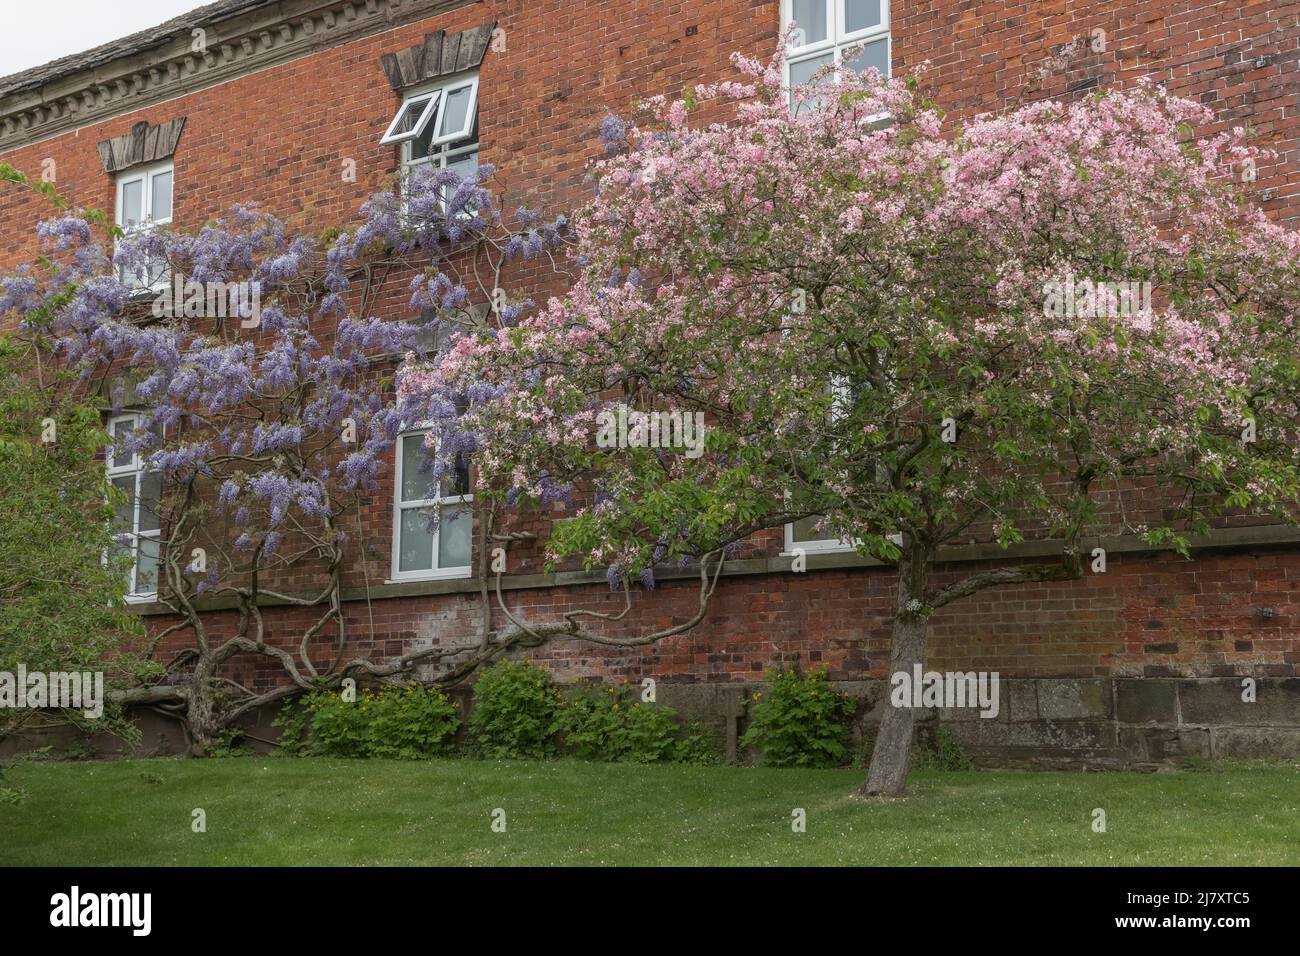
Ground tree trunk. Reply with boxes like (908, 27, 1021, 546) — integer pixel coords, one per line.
(185, 667, 220, 758)
(860, 548, 930, 798)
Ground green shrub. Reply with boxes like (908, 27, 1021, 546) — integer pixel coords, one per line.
(914, 726, 974, 771)
(63, 739, 94, 762)
(618, 697, 683, 763)
(270, 700, 311, 757)
(208, 728, 255, 758)
(306, 689, 370, 757)
(468, 661, 563, 759)
(739, 667, 854, 768)
(674, 720, 724, 766)
(559, 683, 682, 763)
(558, 684, 625, 760)
(365, 684, 460, 759)
(306, 684, 460, 759)
(0, 764, 25, 805)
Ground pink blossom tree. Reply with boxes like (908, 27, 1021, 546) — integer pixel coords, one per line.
(405, 48, 1300, 796)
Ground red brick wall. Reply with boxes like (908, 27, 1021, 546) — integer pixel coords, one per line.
(190, 544, 1300, 695)
(897, 0, 1300, 224)
(2, 0, 1298, 686)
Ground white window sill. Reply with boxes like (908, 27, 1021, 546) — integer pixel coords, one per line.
(385, 566, 474, 585)
(789, 103, 894, 129)
(781, 543, 859, 556)
(123, 282, 169, 305)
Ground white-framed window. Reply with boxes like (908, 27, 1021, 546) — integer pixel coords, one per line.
(382, 73, 480, 201)
(115, 160, 173, 290)
(784, 375, 860, 554)
(785, 514, 857, 554)
(106, 413, 162, 599)
(390, 429, 473, 581)
(783, 0, 891, 114)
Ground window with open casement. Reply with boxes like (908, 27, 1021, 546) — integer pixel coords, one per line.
(381, 73, 480, 204)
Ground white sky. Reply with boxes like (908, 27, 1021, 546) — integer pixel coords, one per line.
(0, 0, 205, 79)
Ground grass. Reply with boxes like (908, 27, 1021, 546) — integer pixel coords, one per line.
(1, 757, 1297, 866)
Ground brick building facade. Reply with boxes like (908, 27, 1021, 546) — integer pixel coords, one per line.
(2, 0, 1298, 765)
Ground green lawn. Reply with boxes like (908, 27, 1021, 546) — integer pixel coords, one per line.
(1, 758, 1297, 865)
